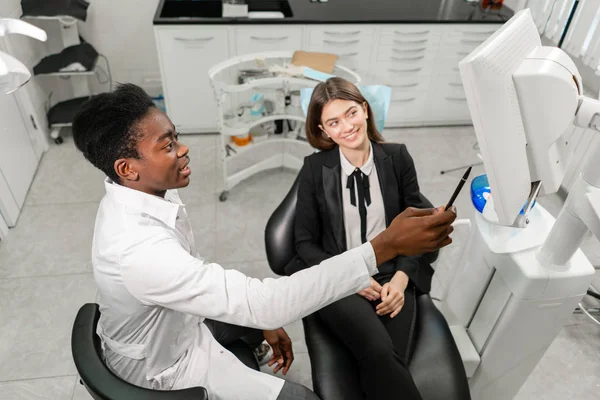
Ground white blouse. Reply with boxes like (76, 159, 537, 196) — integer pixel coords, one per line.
(339, 142, 387, 251)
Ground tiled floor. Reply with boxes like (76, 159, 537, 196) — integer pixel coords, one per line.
(0, 126, 599, 399)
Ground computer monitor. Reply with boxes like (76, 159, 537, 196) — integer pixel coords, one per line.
(459, 9, 542, 226)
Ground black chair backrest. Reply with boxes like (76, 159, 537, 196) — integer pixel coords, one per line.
(264, 173, 301, 275)
(71, 303, 208, 400)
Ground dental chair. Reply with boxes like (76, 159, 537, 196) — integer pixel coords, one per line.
(264, 173, 471, 400)
(71, 303, 259, 400)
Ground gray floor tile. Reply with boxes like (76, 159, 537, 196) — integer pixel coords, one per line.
(186, 203, 218, 262)
(0, 203, 98, 279)
(215, 171, 294, 263)
(282, 320, 308, 355)
(0, 274, 97, 381)
(516, 325, 600, 400)
(260, 352, 313, 391)
(177, 134, 219, 207)
(71, 377, 94, 400)
(0, 376, 75, 400)
(26, 135, 106, 207)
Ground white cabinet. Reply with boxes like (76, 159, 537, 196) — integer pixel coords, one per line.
(155, 26, 230, 133)
(0, 91, 38, 226)
(155, 22, 501, 131)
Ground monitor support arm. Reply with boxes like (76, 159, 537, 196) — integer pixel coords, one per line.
(537, 99, 600, 269)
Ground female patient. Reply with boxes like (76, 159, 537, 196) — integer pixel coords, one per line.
(294, 77, 435, 400)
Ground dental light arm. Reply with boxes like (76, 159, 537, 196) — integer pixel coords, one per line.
(0, 18, 47, 94)
(0, 18, 47, 41)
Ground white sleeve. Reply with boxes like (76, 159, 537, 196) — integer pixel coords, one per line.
(120, 233, 378, 330)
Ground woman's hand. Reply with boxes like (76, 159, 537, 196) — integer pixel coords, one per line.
(263, 328, 294, 375)
(376, 271, 409, 318)
(358, 278, 383, 301)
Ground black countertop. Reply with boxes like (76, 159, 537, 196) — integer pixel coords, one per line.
(154, 0, 514, 25)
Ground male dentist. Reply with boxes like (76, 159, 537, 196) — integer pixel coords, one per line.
(72, 83, 456, 400)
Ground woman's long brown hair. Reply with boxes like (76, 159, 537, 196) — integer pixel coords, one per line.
(305, 77, 385, 151)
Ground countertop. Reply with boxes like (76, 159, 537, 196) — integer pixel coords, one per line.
(154, 0, 514, 25)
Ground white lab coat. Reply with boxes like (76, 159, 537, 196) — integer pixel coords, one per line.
(92, 179, 378, 400)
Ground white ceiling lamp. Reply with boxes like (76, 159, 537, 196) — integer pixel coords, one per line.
(0, 18, 47, 95)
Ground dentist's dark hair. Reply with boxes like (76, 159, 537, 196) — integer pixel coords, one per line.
(305, 77, 384, 151)
(72, 83, 156, 183)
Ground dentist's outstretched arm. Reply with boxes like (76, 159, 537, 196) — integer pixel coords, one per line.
(120, 206, 456, 330)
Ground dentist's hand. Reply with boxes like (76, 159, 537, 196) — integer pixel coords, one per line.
(263, 328, 294, 375)
(370, 206, 456, 265)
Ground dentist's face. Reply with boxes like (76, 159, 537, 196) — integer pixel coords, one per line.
(319, 99, 369, 150)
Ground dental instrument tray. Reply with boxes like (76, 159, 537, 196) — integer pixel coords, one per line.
(208, 51, 360, 201)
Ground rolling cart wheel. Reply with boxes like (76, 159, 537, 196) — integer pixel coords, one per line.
(219, 191, 229, 202)
(54, 136, 64, 145)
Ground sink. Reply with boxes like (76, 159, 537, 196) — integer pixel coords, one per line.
(159, 0, 293, 19)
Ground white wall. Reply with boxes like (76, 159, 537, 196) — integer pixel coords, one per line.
(80, 0, 163, 93)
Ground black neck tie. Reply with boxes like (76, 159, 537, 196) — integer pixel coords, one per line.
(347, 168, 371, 244)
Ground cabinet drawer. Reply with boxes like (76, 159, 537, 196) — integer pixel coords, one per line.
(386, 79, 430, 94)
(380, 32, 441, 46)
(428, 96, 472, 121)
(375, 56, 435, 77)
(432, 76, 466, 97)
(375, 64, 433, 83)
(443, 25, 500, 36)
(426, 86, 471, 122)
(386, 92, 427, 123)
(157, 27, 230, 130)
(309, 26, 375, 43)
(434, 60, 462, 76)
(236, 27, 303, 55)
(377, 46, 438, 61)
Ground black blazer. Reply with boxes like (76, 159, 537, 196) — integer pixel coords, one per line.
(294, 141, 435, 294)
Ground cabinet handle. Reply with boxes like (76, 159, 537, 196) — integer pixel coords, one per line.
(459, 29, 497, 34)
(324, 30, 361, 36)
(391, 83, 419, 88)
(394, 30, 430, 35)
(174, 36, 215, 42)
(323, 39, 360, 45)
(388, 67, 423, 73)
(448, 82, 463, 87)
(392, 47, 426, 54)
(391, 55, 425, 61)
(460, 38, 485, 44)
(456, 51, 470, 56)
(250, 36, 289, 41)
(393, 39, 428, 45)
(445, 96, 467, 102)
(392, 97, 417, 102)
(339, 52, 359, 57)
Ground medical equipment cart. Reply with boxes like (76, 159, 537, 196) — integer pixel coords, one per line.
(208, 51, 360, 201)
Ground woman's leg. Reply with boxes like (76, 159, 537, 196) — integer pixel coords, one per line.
(317, 294, 422, 400)
(378, 283, 418, 365)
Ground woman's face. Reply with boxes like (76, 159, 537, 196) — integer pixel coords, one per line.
(319, 99, 369, 150)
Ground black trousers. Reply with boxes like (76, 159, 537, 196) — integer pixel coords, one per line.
(205, 320, 320, 400)
(316, 277, 423, 400)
